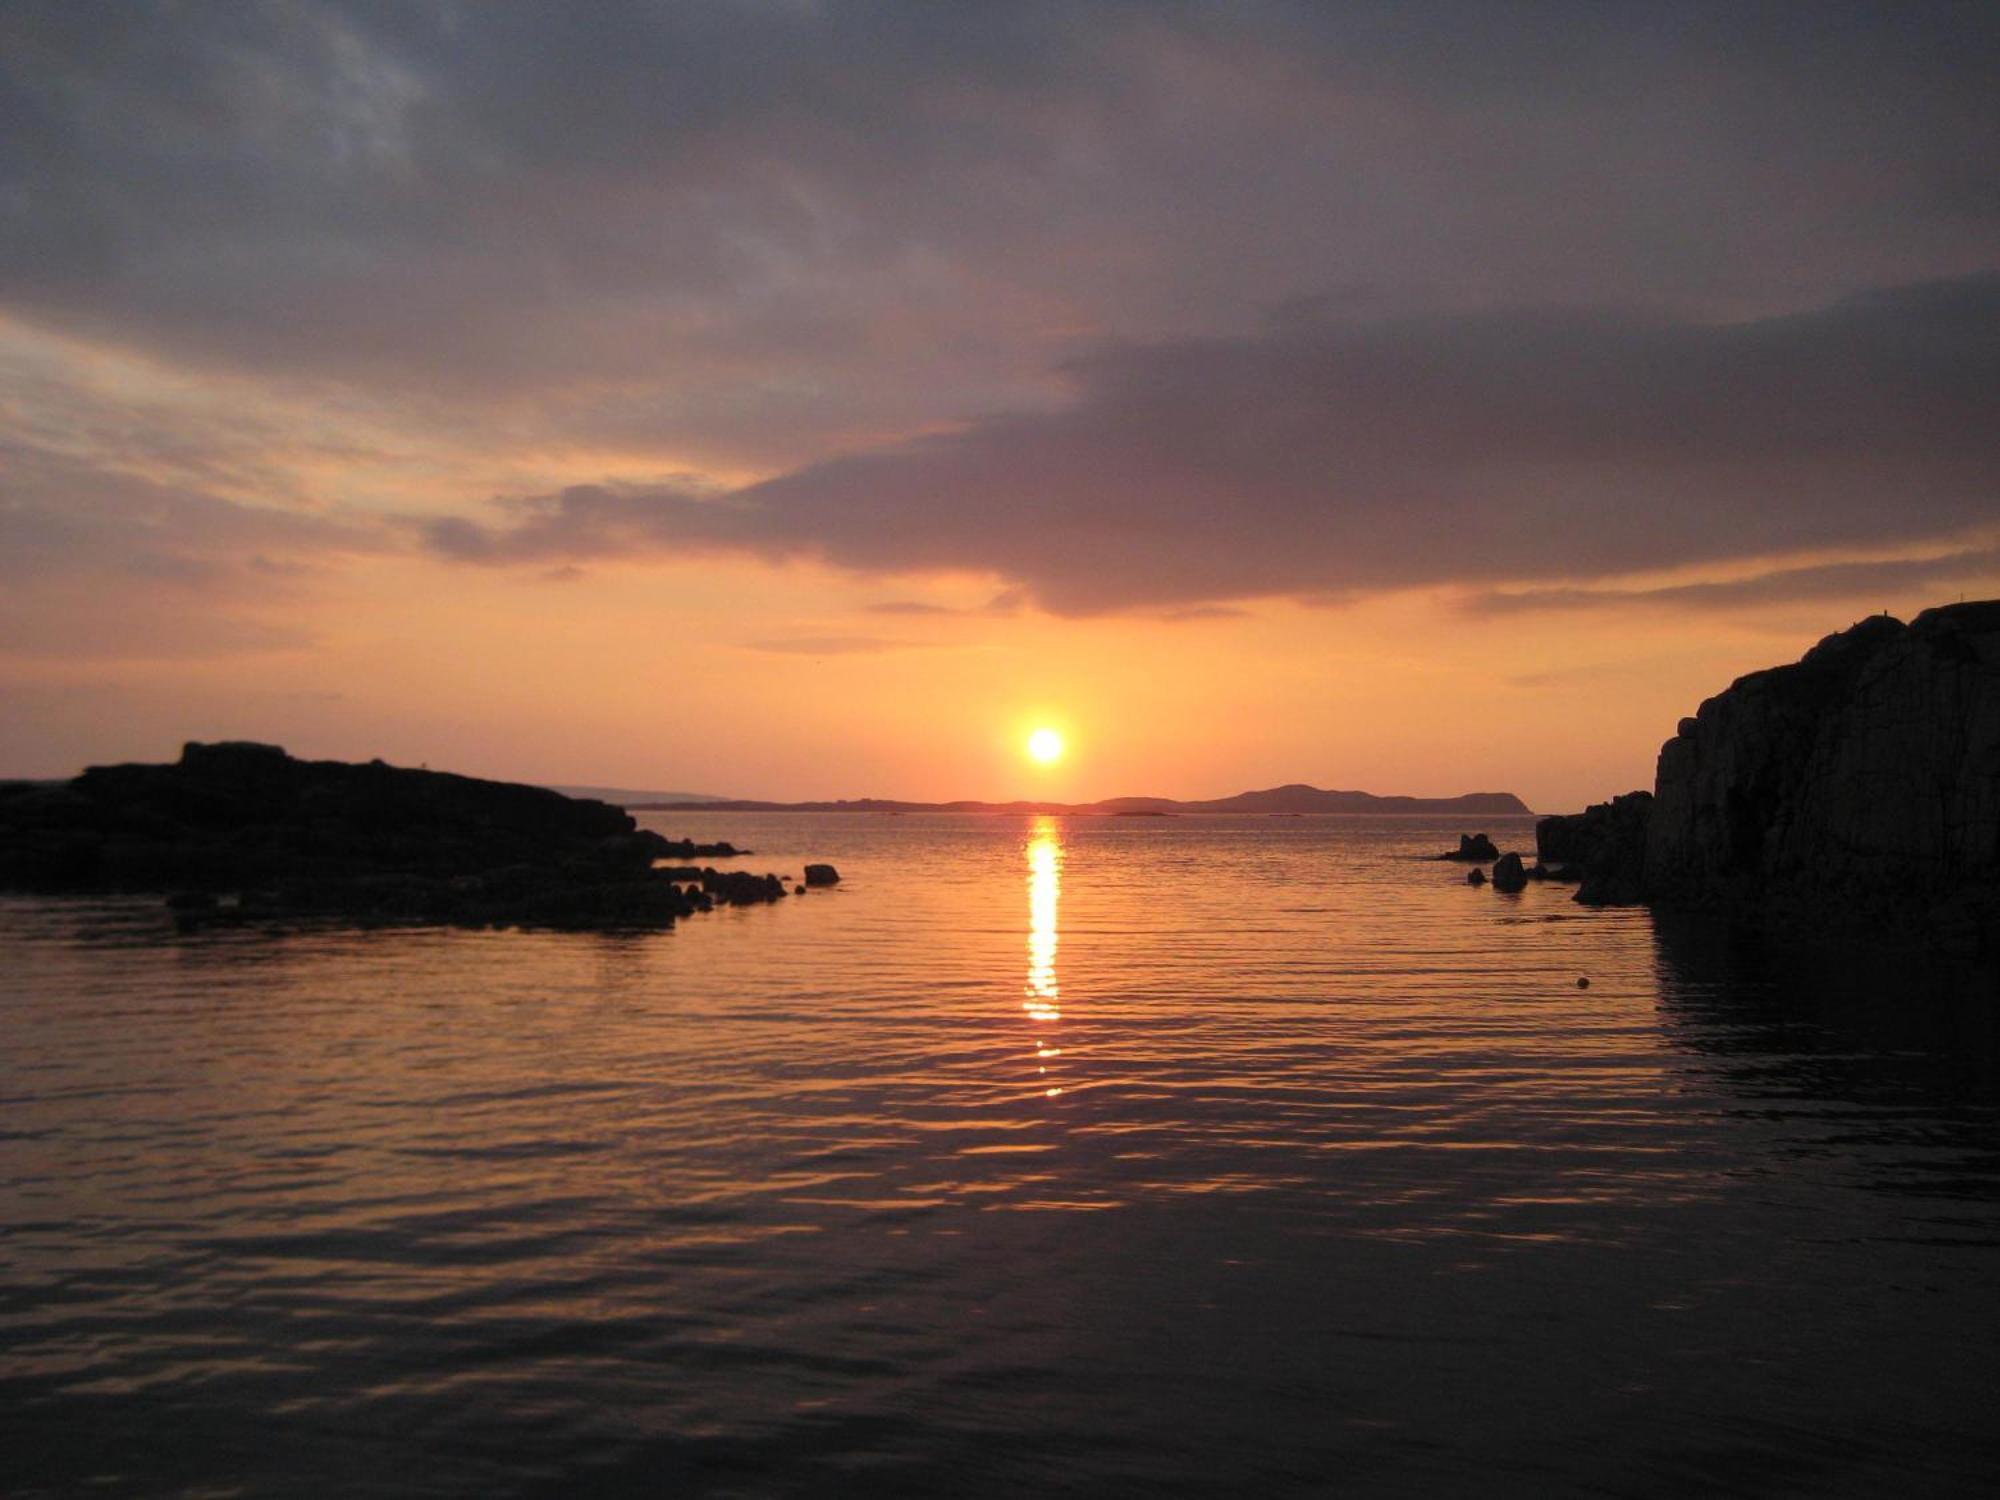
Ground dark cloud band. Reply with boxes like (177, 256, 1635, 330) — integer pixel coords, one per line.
(430, 276, 2000, 613)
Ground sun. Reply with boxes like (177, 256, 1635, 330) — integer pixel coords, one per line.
(1026, 727, 1066, 764)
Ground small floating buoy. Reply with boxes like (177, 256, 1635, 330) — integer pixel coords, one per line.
(1576, 977, 1591, 989)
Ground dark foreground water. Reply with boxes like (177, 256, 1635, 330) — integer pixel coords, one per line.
(4, 813, 1998, 1498)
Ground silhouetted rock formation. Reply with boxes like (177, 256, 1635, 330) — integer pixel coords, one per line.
(803, 863, 841, 886)
(0, 742, 793, 932)
(1490, 851, 1529, 892)
(698, 869, 788, 905)
(1539, 603, 2000, 952)
(1536, 791, 1653, 905)
(1440, 833, 1500, 861)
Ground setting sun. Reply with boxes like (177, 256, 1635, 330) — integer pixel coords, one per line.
(1026, 727, 1066, 765)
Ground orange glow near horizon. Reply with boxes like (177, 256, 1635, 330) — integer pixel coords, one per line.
(8, 536, 1995, 813)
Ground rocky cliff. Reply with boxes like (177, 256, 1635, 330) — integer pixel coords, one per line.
(1538, 601, 2000, 952)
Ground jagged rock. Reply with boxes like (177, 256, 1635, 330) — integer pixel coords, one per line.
(700, 869, 788, 905)
(1440, 833, 1499, 862)
(1538, 791, 1655, 906)
(654, 836, 744, 858)
(803, 863, 841, 886)
(1466, 867, 1486, 886)
(1491, 852, 1528, 892)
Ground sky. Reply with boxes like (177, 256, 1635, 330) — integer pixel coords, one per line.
(2, 0, 1996, 810)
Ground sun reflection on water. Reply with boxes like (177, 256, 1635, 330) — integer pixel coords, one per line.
(1025, 818, 1062, 1026)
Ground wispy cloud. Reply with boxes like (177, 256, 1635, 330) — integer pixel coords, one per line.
(1467, 545, 2000, 615)
(862, 590, 1025, 618)
(1156, 605, 1249, 623)
(743, 636, 926, 657)
(0, 433, 387, 663)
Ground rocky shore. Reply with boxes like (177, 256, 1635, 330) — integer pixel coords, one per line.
(0, 742, 812, 932)
(1537, 601, 2000, 955)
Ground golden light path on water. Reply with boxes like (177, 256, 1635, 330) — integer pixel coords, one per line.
(1024, 818, 1063, 1094)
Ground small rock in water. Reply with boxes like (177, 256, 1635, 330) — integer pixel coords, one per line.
(794, 884, 806, 895)
(1576, 977, 1591, 989)
(1442, 833, 1500, 862)
(803, 863, 840, 886)
(1466, 867, 1486, 886)
(1490, 852, 1529, 892)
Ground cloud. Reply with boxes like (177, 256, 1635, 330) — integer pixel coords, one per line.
(0, 436, 385, 661)
(427, 276, 2000, 613)
(862, 590, 1024, 617)
(3, 2, 1996, 474)
(0, 604, 315, 662)
(743, 636, 923, 657)
(1156, 605, 1249, 623)
(1469, 544, 2000, 615)
(0, 443, 384, 589)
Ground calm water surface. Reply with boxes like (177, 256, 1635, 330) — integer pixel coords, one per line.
(4, 814, 1998, 1497)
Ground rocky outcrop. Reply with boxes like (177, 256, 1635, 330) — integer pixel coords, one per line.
(1439, 833, 1500, 862)
(1536, 791, 1654, 905)
(803, 863, 841, 886)
(1542, 602, 2000, 951)
(1490, 851, 1528, 892)
(0, 742, 796, 932)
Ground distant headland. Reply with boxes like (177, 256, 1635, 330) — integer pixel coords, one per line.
(0, 742, 808, 932)
(630, 785, 1534, 816)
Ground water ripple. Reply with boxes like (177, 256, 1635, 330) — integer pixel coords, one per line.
(3, 814, 1998, 1496)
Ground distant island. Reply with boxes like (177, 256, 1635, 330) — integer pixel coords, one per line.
(633, 783, 1533, 816)
(545, 782, 724, 806)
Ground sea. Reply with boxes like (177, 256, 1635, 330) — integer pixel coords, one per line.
(4, 812, 1998, 1498)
